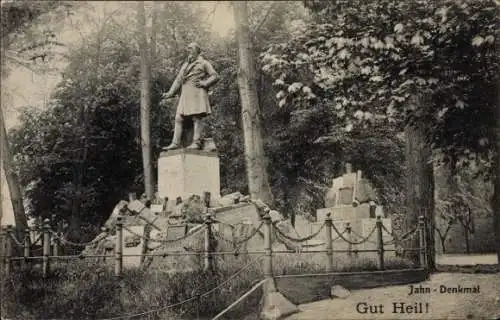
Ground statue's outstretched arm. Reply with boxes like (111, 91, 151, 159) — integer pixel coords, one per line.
(166, 63, 187, 96)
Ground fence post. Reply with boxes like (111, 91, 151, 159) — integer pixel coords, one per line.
(324, 213, 333, 272)
(115, 216, 123, 277)
(0, 228, 5, 273)
(140, 224, 150, 267)
(0, 227, 6, 275)
(418, 215, 427, 268)
(203, 191, 211, 209)
(42, 218, 51, 278)
(376, 216, 384, 270)
(262, 209, 277, 292)
(53, 218, 63, 257)
(128, 192, 136, 202)
(204, 213, 213, 272)
(4, 226, 13, 276)
(162, 197, 169, 215)
(345, 222, 352, 257)
(52, 234, 59, 258)
(23, 228, 31, 268)
(176, 196, 183, 205)
(182, 208, 189, 235)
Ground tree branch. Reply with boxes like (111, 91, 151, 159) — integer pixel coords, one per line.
(251, 3, 278, 36)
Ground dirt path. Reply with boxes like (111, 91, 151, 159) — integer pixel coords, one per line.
(285, 273, 500, 320)
(436, 254, 498, 265)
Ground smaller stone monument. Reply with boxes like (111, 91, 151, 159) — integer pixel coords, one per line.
(316, 163, 394, 256)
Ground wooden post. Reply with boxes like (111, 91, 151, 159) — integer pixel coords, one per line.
(50, 215, 59, 257)
(345, 222, 352, 257)
(162, 197, 168, 215)
(42, 218, 51, 278)
(140, 224, 150, 266)
(129, 192, 137, 202)
(203, 191, 211, 209)
(115, 216, 123, 277)
(204, 213, 213, 271)
(418, 215, 427, 268)
(23, 228, 31, 268)
(324, 213, 333, 272)
(4, 226, 13, 276)
(0, 227, 6, 275)
(262, 208, 277, 292)
(376, 216, 384, 270)
(52, 235, 59, 258)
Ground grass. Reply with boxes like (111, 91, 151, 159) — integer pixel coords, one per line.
(272, 253, 415, 275)
(0, 253, 415, 320)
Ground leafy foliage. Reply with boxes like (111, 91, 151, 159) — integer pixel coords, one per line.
(7, 1, 459, 238)
(1, 1, 79, 77)
(8, 2, 214, 239)
(262, 0, 498, 172)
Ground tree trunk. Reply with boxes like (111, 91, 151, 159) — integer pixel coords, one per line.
(232, 1, 273, 205)
(440, 237, 446, 254)
(463, 223, 470, 254)
(404, 117, 435, 270)
(0, 108, 28, 232)
(435, 228, 447, 254)
(494, 71, 500, 264)
(150, 2, 157, 71)
(137, 1, 153, 200)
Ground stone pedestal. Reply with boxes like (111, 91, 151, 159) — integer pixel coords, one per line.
(158, 149, 220, 205)
(261, 279, 299, 320)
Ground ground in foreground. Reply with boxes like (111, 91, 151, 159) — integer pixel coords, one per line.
(285, 273, 500, 320)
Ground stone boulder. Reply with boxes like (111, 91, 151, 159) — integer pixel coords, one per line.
(217, 192, 245, 207)
(104, 200, 128, 229)
(143, 224, 206, 271)
(84, 196, 308, 271)
(330, 285, 350, 299)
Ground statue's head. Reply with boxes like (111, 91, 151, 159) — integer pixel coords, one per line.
(187, 42, 201, 61)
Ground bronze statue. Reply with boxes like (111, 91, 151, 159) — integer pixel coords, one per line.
(160, 42, 219, 150)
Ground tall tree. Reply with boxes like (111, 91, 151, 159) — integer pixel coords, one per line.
(0, 109, 27, 230)
(0, 1, 73, 232)
(232, 1, 273, 205)
(405, 106, 435, 266)
(494, 70, 500, 263)
(137, 1, 153, 200)
(8, 2, 217, 240)
(261, 0, 498, 265)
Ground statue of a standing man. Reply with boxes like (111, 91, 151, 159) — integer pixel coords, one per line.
(161, 42, 219, 150)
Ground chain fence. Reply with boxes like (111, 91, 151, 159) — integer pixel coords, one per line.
(1, 208, 428, 279)
(0, 206, 430, 320)
(122, 225, 200, 244)
(50, 230, 110, 248)
(272, 221, 326, 243)
(381, 223, 419, 246)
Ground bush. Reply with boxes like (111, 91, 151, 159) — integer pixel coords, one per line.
(1, 254, 414, 319)
(1, 260, 263, 320)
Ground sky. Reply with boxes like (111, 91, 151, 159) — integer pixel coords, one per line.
(1, 1, 235, 130)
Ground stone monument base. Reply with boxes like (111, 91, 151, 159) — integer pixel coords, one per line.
(157, 148, 221, 206)
(260, 279, 299, 320)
